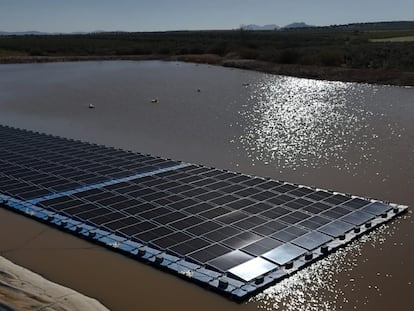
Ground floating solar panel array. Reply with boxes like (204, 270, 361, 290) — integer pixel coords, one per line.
(0, 125, 407, 300)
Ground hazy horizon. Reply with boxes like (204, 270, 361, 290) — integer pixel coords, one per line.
(1, 20, 413, 34)
(1, 0, 413, 33)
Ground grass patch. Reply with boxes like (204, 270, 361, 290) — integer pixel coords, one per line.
(371, 36, 414, 42)
(0, 48, 28, 56)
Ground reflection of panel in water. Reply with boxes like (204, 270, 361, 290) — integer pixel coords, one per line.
(0, 125, 408, 301)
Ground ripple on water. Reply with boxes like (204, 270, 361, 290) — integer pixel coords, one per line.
(237, 76, 404, 171)
(249, 211, 411, 311)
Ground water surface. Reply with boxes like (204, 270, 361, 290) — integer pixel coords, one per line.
(0, 61, 412, 310)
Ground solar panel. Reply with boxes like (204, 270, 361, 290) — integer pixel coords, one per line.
(0, 125, 407, 301)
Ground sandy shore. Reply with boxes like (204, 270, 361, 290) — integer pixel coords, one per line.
(0, 54, 413, 86)
(0, 256, 110, 311)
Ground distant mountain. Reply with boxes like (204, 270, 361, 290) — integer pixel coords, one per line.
(2, 21, 413, 36)
(0, 31, 50, 36)
(240, 22, 315, 31)
(326, 21, 414, 31)
(0, 30, 126, 36)
(241, 24, 279, 31)
(282, 22, 314, 29)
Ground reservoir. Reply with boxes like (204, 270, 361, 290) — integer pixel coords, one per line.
(0, 61, 412, 310)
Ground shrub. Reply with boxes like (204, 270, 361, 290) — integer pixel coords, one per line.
(319, 50, 344, 66)
(278, 49, 300, 64)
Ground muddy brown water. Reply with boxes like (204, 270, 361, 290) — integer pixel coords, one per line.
(0, 61, 412, 311)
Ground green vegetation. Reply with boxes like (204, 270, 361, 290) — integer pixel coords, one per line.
(0, 48, 27, 56)
(0, 21, 413, 82)
(371, 36, 414, 42)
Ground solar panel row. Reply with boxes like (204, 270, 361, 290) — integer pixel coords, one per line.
(0, 125, 407, 300)
(0, 125, 180, 199)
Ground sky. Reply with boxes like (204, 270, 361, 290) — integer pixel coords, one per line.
(1, 0, 413, 32)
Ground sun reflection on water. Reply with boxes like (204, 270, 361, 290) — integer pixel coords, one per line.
(249, 212, 409, 311)
(238, 76, 380, 169)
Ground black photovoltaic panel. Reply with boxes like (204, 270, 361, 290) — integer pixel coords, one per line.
(0, 125, 180, 200)
(0, 125, 407, 300)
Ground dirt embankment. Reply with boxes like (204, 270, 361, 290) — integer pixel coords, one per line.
(1, 54, 413, 86)
(0, 256, 109, 311)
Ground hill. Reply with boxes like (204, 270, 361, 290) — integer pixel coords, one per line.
(0, 31, 49, 36)
(240, 24, 279, 31)
(0, 21, 413, 85)
(283, 22, 314, 29)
